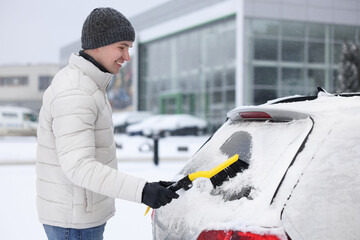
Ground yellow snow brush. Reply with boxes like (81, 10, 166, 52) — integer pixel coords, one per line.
(144, 154, 249, 216)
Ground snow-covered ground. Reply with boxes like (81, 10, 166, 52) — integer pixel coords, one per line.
(0, 135, 207, 240)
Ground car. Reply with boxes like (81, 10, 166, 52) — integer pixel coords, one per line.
(151, 91, 360, 240)
(126, 115, 168, 136)
(126, 114, 207, 138)
(112, 111, 152, 134)
(0, 106, 38, 136)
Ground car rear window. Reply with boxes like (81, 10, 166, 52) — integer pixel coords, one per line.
(219, 131, 252, 164)
(179, 114, 313, 205)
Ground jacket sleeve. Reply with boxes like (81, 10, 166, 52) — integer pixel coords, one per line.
(51, 91, 147, 203)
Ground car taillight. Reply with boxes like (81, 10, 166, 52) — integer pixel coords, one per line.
(239, 112, 272, 119)
(197, 230, 282, 240)
(151, 209, 155, 220)
(197, 230, 233, 240)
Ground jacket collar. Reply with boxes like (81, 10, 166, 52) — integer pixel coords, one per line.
(69, 53, 113, 93)
(78, 50, 110, 73)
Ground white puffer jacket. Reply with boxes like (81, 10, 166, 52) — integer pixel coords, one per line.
(36, 54, 147, 229)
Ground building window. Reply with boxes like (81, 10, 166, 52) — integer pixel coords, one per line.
(0, 76, 28, 87)
(281, 40, 304, 62)
(254, 38, 278, 60)
(254, 67, 277, 86)
(2, 112, 18, 118)
(38, 75, 53, 91)
(281, 68, 305, 95)
(246, 18, 360, 105)
(308, 42, 325, 63)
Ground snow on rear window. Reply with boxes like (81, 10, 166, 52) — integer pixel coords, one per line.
(177, 117, 313, 215)
(156, 117, 313, 239)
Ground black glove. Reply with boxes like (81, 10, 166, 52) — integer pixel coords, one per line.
(142, 181, 179, 209)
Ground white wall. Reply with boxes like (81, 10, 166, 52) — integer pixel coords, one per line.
(137, 0, 239, 43)
(0, 64, 60, 110)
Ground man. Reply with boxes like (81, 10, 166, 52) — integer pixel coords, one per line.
(36, 7, 178, 240)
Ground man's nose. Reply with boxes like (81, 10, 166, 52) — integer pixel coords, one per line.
(123, 50, 131, 61)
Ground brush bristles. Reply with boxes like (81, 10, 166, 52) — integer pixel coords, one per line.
(210, 159, 249, 188)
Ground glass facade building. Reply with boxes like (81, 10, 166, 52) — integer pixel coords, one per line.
(58, 0, 360, 131)
(138, 15, 360, 129)
(245, 19, 360, 105)
(138, 16, 236, 130)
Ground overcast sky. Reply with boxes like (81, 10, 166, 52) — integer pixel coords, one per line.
(0, 0, 170, 65)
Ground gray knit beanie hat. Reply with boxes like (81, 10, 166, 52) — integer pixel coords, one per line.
(81, 7, 135, 50)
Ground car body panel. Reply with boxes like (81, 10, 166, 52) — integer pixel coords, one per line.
(282, 116, 360, 240)
(152, 95, 360, 240)
(112, 111, 152, 134)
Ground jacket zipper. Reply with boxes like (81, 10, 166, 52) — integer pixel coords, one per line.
(85, 190, 93, 212)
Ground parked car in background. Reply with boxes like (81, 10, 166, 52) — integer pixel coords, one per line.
(112, 111, 152, 134)
(0, 106, 38, 136)
(126, 115, 167, 136)
(152, 91, 360, 240)
(126, 114, 207, 138)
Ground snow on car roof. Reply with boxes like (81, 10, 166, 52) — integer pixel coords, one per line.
(127, 114, 207, 133)
(126, 115, 170, 133)
(112, 111, 152, 125)
(152, 114, 207, 131)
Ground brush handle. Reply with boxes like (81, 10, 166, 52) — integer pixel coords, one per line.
(144, 175, 193, 216)
(169, 175, 193, 192)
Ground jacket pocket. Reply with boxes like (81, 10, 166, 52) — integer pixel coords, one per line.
(85, 190, 93, 212)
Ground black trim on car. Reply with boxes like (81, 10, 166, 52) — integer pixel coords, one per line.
(269, 91, 360, 105)
(270, 116, 315, 205)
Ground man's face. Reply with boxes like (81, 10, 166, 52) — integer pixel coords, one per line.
(93, 41, 133, 74)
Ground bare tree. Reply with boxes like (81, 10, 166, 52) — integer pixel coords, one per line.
(337, 41, 360, 93)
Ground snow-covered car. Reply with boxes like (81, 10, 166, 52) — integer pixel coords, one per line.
(152, 92, 360, 240)
(112, 111, 152, 134)
(0, 106, 38, 136)
(126, 114, 207, 137)
(126, 115, 168, 136)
